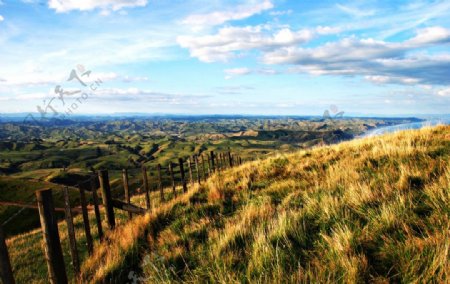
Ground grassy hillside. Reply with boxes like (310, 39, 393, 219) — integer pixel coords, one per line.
(5, 186, 184, 283)
(77, 125, 449, 283)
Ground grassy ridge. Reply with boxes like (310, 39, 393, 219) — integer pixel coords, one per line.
(79, 125, 450, 283)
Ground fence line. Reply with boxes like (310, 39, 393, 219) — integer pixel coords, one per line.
(1, 150, 248, 283)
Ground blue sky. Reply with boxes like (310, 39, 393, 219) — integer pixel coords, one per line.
(0, 0, 449, 116)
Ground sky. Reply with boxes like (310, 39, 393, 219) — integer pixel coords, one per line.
(0, 0, 449, 117)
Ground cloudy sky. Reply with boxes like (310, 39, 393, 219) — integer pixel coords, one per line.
(0, 0, 449, 116)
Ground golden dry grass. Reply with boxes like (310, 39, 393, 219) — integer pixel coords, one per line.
(77, 126, 450, 283)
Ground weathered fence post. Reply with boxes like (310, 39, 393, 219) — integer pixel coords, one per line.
(98, 170, 116, 229)
(210, 151, 215, 173)
(215, 154, 221, 172)
(194, 155, 201, 184)
(179, 158, 188, 193)
(122, 169, 132, 219)
(221, 154, 225, 168)
(221, 153, 227, 168)
(201, 154, 207, 181)
(0, 226, 15, 284)
(228, 151, 233, 167)
(79, 186, 93, 255)
(207, 154, 212, 175)
(188, 158, 194, 186)
(63, 187, 80, 276)
(157, 164, 165, 202)
(142, 166, 151, 210)
(36, 189, 68, 284)
(90, 176, 103, 240)
(169, 162, 176, 196)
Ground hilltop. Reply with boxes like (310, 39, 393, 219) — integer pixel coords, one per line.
(73, 125, 450, 283)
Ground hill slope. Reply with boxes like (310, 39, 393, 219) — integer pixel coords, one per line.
(80, 125, 450, 283)
(2, 126, 430, 282)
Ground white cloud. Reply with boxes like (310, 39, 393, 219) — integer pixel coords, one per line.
(182, 0, 273, 29)
(177, 25, 314, 62)
(263, 37, 402, 65)
(365, 75, 420, 85)
(437, 88, 450, 97)
(48, 0, 148, 13)
(408, 26, 450, 45)
(262, 27, 450, 85)
(0, 15, 4, 22)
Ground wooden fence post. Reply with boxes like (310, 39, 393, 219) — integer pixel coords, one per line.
(222, 153, 227, 168)
(90, 177, 103, 240)
(194, 155, 201, 184)
(207, 154, 212, 175)
(228, 151, 233, 167)
(98, 170, 116, 229)
(63, 187, 80, 276)
(157, 164, 164, 202)
(218, 153, 223, 170)
(0, 226, 15, 284)
(79, 186, 93, 255)
(36, 189, 68, 284)
(215, 154, 221, 172)
(210, 151, 215, 173)
(169, 162, 176, 196)
(141, 166, 151, 210)
(179, 158, 188, 193)
(122, 169, 132, 219)
(201, 155, 207, 181)
(188, 158, 194, 186)
(222, 153, 229, 168)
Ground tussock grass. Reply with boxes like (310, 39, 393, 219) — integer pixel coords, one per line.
(79, 126, 450, 283)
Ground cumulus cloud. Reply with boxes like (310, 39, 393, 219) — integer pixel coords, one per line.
(48, 0, 147, 13)
(177, 25, 314, 62)
(407, 26, 450, 45)
(182, 0, 273, 29)
(0, 15, 4, 22)
(263, 27, 450, 85)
